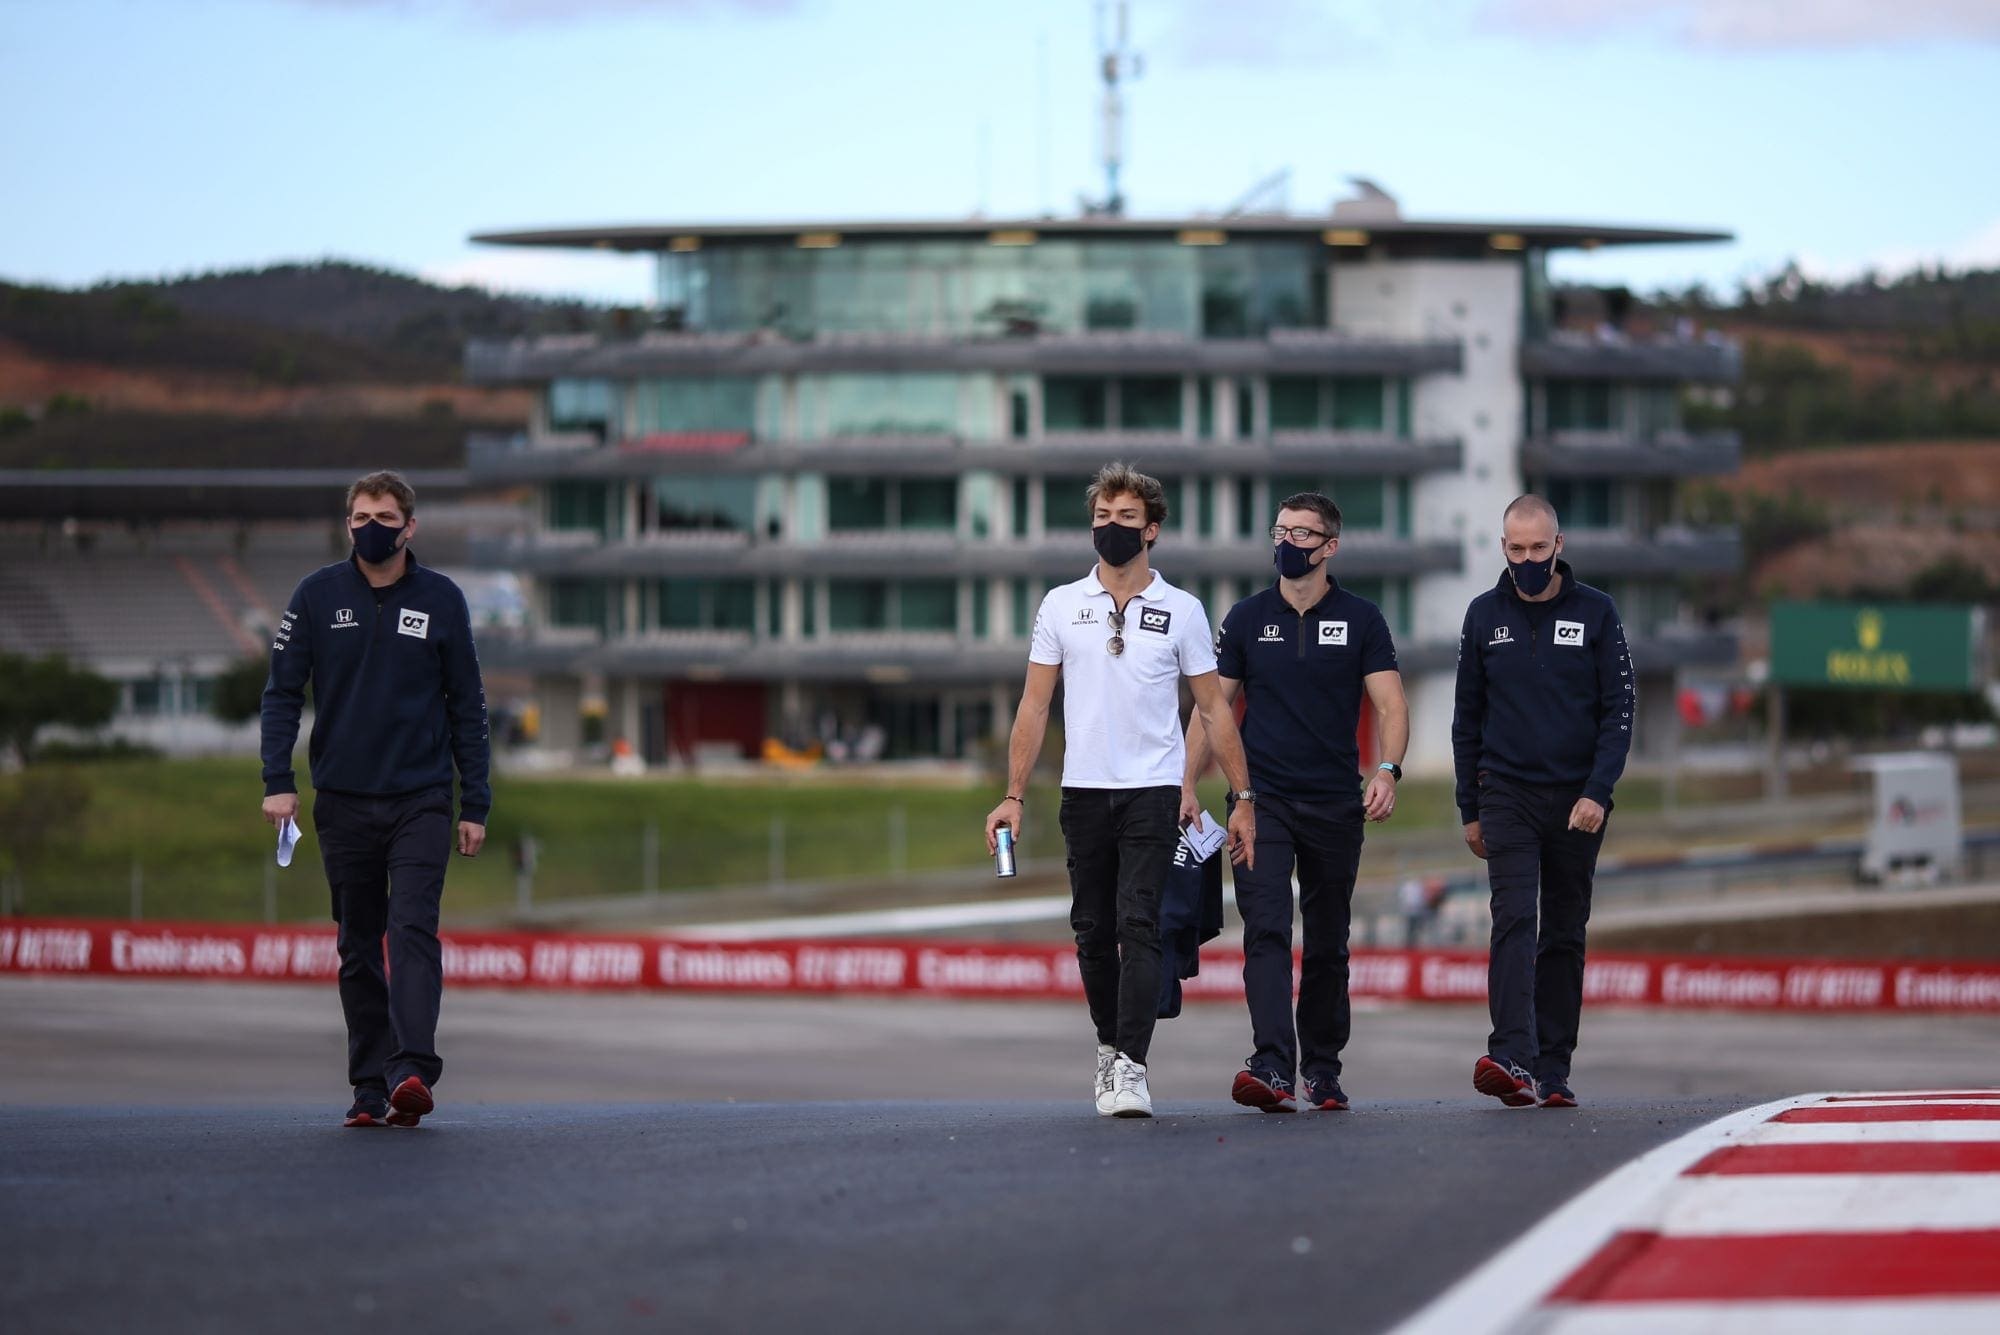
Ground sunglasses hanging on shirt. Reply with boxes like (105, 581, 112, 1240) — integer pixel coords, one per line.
(1106, 609, 1125, 657)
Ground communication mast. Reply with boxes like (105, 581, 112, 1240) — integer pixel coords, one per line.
(1090, 0, 1142, 216)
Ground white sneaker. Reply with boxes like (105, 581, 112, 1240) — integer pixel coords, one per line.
(1109, 1053, 1153, 1118)
(1094, 1044, 1118, 1116)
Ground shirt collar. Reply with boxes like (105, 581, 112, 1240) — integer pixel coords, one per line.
(1263, 576, 1342, 616)
(1084, 566, 1164, 601)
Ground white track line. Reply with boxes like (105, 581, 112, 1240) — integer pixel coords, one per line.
(1655, 1172, 2000, 1234)
(674, 896, 1072, 940)
(1740, 1120, 2000, 1144)
(1387, 1093, 1827, 1335)
(1530, 1298, 2000, 1335)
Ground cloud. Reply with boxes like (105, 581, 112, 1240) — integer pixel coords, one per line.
(285, 0, 797, 24)
(1790, 214, 2000, 285)
(1152, 0, 1385, 69)
(1475, 0, 2000, 51)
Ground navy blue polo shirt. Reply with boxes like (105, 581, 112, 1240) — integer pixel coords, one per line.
(1216, 580, 1399, 803)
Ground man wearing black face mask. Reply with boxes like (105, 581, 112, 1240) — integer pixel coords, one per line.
(1452, 494, 1633, 1111)
(260, 470, 490, 1129)
(985, 462, 1256, 1119)
(1183, 492, 1406, 1113)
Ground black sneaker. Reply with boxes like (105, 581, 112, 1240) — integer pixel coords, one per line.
(343, 1089, 389, 1128)
(1301, 1073, 1349, 1111)
(1538, 1078, 1577, 1109)
(1230, 1063, 1297, 1113)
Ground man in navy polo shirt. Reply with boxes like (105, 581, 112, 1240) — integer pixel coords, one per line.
(1183, 491, 1407, 1112)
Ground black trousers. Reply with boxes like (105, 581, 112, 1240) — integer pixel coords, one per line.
(1059, 786, 1180, 1065)
(1229, 795, 1365, 1081)
(313, 787, 452, 1093)
(1477, 773, 1607, 1083)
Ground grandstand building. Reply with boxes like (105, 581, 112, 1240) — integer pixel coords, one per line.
(463, 199, 1742, 772)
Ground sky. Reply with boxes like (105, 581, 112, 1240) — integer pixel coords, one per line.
(2, 0, 1996, 305)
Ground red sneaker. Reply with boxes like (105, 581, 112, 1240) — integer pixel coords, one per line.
(1473, 1056, 1537, 1108)
(386, 1075, 434, 1128)
(1230, 1066, 1297, 1114)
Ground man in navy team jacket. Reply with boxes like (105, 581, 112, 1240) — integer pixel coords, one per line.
(260, 470, 491, 1129)
(1452, 494, 1633, 1110)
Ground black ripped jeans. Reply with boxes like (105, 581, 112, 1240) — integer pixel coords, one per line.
(1059, 785, 1181, 1065)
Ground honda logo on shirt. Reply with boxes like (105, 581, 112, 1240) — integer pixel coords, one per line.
(1259, 624, 1283, 642)
(397, 609, 431, 640)
(331, 608, 358, 630)
(1319, 620, 1348, 646)
(1554, 620, 1586, 647)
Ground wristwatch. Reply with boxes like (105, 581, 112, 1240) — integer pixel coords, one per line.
(1231, 789, 1258, 804)
(1378, 762, 1403, 782)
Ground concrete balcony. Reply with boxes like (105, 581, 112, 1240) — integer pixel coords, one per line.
(465, 330, 1463, 383)
(1519, 430, 1740, 478)
(1559, 526, 1741, 578)
(469, 531, 1465, 581)
(467, 430, 1463, 483)
(1521, 333, 1741, 383)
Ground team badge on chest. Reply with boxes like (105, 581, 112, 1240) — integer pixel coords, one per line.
(1319, 620, 1348, 646)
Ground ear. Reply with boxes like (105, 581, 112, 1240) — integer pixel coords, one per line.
(1316, 536, 1337, 563)
(1144, 519, 1161, 544)
(1552, 531, 1563, 558)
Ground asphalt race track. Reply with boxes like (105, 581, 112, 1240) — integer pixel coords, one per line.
(4, 979, 1998, 1334)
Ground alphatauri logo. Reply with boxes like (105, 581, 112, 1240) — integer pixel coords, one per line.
(397, 609, 431, 641)
(1554, 620, 1586, 647)
(1319, 620, 1348, 646)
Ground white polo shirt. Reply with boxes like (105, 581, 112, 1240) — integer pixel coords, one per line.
(1030, 566, 1218, 789)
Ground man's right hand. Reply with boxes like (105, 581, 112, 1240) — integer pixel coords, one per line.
(263, 793, 298, 828)
(1462, 820, 1487, 860)
(984, 797, 1021, 855)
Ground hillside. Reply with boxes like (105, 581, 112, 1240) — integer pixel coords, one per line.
(0, 262, 605, 471)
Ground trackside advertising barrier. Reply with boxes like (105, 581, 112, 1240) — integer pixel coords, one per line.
(4, 918, 2000, 1014)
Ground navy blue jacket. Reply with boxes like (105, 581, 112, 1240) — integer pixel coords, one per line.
(261, 554, 491, 823)
(1451, 561, 1633, 824)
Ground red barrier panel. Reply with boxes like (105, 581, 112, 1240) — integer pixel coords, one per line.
(4, 918, 2000, 1013)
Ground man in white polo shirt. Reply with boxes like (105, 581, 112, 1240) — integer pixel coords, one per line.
(985, 462, 1257, 1118)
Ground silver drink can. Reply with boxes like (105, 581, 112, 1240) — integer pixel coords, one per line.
(995, 826, 1018, 878)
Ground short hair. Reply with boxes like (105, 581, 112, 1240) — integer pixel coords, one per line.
(1085, 462, 1168, 546)
(1277, 491, 1343, 540)
(346, 470, 416, 520)
(1502, 493, 1559, 531)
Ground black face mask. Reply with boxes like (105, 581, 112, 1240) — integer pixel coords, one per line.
(1509, 553, 1556, 597)
(1092, 521, 1147, 568)
(351, 519, 406, 565)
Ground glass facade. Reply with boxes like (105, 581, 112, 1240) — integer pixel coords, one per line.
(632, 377, 757, 438)
(642, 477, 756, 532)
(828, 477, 958, 531)
(655, 237, 1329, 338)
(652, 579, 755, 632)
(1269, 376, 1390, 432)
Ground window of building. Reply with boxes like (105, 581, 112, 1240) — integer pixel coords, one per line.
(971, 581, 989, 638)
(549, 579, 617, 634)
(1546, 479, 1622, 529)
(548, 379, 616, 438)
(632, 377, 757, 438)
(1269, 376, 1319, 431)
(1236, 384, 1255, 437)
(1010, 388, 1031, 439)
(1235, 474, 1256, 537)
(805, 373, 960, 437)
(549, 481, 613, 535)
(768, 581, 783, 638)
(644, 477, 754, 532)
(130, 677, 168, 716)
(1195, 478, 1214, 538)
(1201, 286, 1249, 337)
(1117, 377, 1182, 431)
(1269, 474, 1396, 533)
(828, 478, 889, 530)
(828, 579, 890, 631)
(1012, 476, 1030, 538)
(654, 579, 754, 632)
(1196, 380, 1214, 439)
(1012, 578, 1032, 638)
(1044, 377, 1109, 431)
(900, 479, 958, 530)
(1546, 380, 1615, 433)
(1043, 476, 1094, 530)
(898, 580, 958, 632)
(1330, 377, 1386, 431)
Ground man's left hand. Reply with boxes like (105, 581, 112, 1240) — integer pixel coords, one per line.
(457, 821, 486, 857)
(1566, 798, 1606, 834)
(1225, 802, 1256, 870)
(1363, 770, 1397, 822)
